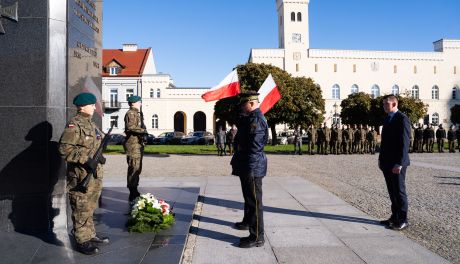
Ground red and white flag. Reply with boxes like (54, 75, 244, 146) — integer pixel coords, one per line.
(258, 74, 281, 114)
(201, 69, 240, 102)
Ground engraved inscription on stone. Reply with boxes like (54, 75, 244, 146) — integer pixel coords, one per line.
(72, 0, 100, 33)
(0, 1, 18, 34)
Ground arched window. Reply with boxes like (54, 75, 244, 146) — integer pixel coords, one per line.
(431, 85, 439, 100)
(332, 84, 340, 99)
(432, 113, 439, 126)
(411, 85, 419, 99)
(453, 86, 459, 99)
(371, 84, 380, 99)
(351, 84, 359, 94)
(150, 88, 154, 98)
(156, 88, 161, 98)
(291, 12, 295, 22)
(391, 85, 399, 95)
(152, 114, 158, 129)
(297, 12, 302, 22)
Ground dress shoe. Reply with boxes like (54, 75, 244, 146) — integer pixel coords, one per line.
(90, 235, 110, 245)
(77, 241, 99, 255)
(234, 222, 249, 230)
(379, 219, 394, 227)
(391, 222, 408, 231)
(239, 239, 264, 248)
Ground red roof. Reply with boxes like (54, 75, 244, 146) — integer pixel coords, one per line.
(102, 48, 151, 77)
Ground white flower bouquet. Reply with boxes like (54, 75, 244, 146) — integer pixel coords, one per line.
(126, 193, 174, 233)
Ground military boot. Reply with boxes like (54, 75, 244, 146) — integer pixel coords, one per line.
(90, 234, 110, 245)
(77, 241, 99, 255)
(129, 187, 141, 202)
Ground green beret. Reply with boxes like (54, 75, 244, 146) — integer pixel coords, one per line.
(73, 92, 96, 106)
(128, 95, 142, 103)
(239, 92, 259, 104)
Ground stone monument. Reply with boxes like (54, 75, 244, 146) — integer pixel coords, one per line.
(0, 0, 102, 237)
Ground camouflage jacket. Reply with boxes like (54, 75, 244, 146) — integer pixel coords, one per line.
(124, 107, 146, 152)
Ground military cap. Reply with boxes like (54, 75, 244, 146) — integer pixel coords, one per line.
(128, 95, 142, 103)
(239, 92, 259, 104)
(73, 92, 97, 106)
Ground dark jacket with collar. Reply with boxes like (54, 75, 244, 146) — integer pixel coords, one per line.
(231, 108, 268, 177)
(379, 111, 411, 169)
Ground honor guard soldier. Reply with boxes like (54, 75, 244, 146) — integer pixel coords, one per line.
(293, 125, 303, 155)
(59, 93, 109, 255)
(415, 124, 424, 153)
(124, 95, 147, 202)
(448, 125, 457, 153)
(306, 124, 316, 155)
(231, 92, 268, 248)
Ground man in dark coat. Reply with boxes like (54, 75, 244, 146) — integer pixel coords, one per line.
(231, 92, 268, 248)
(436, 124, 447, 153)
(379, 95, 410, 231)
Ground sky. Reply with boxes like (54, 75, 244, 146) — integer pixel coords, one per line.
(103, 0, 460, 88)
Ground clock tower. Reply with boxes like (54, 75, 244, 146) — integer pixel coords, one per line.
(276, 0, 310, 74)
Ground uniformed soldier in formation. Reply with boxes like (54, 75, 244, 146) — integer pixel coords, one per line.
(409, 124, 415, 153)
(226, 124, 237, 155)
(336, 125, 342, 155)
(316, 123, 324, 154)
(124, 95, 147, 202)
(360, 125, 367, 154)
(306, 124, 316, 155)
(347, 124, 354, 154)
(330, 125, 338, 155)
(293, 125, 303, 155)
(216, 126, 227, 156)
(342, 125, 350, 154)
(456, 125, 460, 152)
(425, 124, 435, 153)
(436, 124, 446, 153)
(59, 93, 109, 255)
(448, 125, 457, 153)
(231, 92, 268, 248)
(353, 125, 362, 154)
(367, 126, 377, 154)
(323, 123, 331, 155)
(415, 123, 424, 153)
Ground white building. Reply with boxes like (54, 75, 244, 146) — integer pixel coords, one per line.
(102, 44, 214, 136)
(250, 0, 460, 126)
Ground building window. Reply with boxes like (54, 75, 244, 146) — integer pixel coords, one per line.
(109, 67, 118, 75)
(411, 85, 419, 99)
(434, 66, 437, 74)
(110, 88, 118, 107)
(291, 12, 295, 21)
(423, 114, 429, 125)
(150, 88, 154, 98)
(315, 64, 318, 72)
(126, 88, 134, 101)
(297, 12, 302, 22)
(351, 84, 359, 94)
(334, 64, 337, 73)
(156, 88, 161, 98)
(392, 85, 399, 95)
(110, 115, 118, 128)
(432, 85, 439, 100)
(432, 113, 439, 126)
(353, 64, 356, 73)
(371, 84, 380, 99)
(152, 114, 158, 129)
(332, 84, 340, 99)
(296, 63, 299, 72)
(394, 65, 397, 73)
(453, 86, 459, 99)
(414, 65, 417, 74)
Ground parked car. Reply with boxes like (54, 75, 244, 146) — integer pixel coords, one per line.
(301, 133, 310, 144)
(152, 131, 185, 145)
(181, 131, 214, 145)
(145, 134, 155, 145)
(108, 134, 125, 145)
(276, 131, 293, 145)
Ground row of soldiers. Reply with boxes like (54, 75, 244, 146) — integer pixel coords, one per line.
(295, 123, 378, 155)
(410, 124, 459, 153)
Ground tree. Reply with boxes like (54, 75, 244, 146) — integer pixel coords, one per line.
(214, 62, 324, 144)
(340, 92, 372, 125)
(450, 104, 460, 124)
(396, 92, 428, 124)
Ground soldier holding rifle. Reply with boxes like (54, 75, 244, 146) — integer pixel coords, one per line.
(59, 93, 110, 255)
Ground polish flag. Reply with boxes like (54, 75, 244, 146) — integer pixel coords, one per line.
(258, 74, 281, 114)
(201, 69, 240, 102)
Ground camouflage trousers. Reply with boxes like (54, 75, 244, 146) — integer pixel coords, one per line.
(68, 171, 102, 244)
(127, 154, 143, 189)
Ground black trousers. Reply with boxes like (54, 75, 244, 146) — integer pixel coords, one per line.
(382, 167, 408, 224)
(239, 175, 264, 240)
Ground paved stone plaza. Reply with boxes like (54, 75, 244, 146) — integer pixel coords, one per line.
(104, 152, 459, 264)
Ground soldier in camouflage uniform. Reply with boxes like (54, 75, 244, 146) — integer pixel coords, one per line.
(59, 93, 109, 255)
(415, 123, 424, 153)
(367, 126, 377, 154)
(347, 124, 354, 154)
(448, 125, 457, 153)
(360, 125, 367, 154)
(409, 124, 415, 153)
(124, 95, 147, 201)
(306, 124, 316, 155)
(436, 124, 446, 153)
(323, 123, 331, 155)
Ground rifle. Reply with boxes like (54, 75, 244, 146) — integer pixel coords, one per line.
(73, 123, 114, 193)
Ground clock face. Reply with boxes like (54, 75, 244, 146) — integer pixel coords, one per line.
(292, 33, 301, 43)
